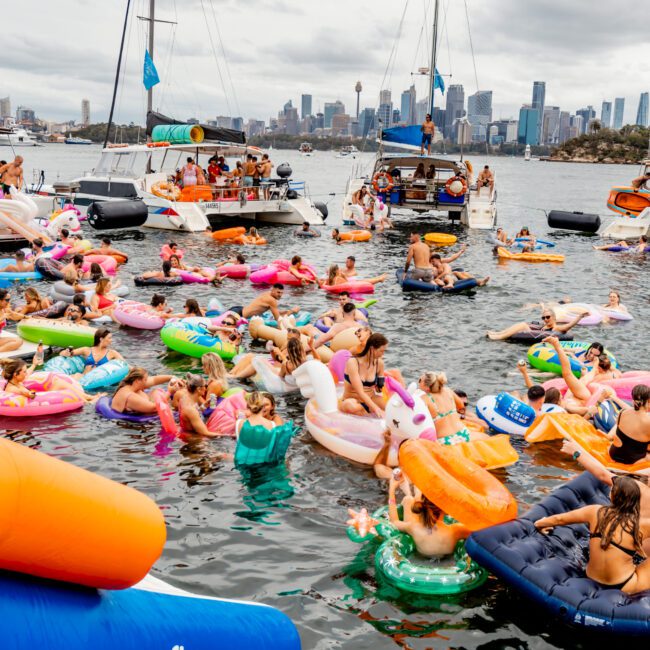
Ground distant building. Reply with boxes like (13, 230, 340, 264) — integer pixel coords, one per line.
(613, 97, 625, 129)
(216, 115, 232, 129)
(331, 113, 351, 136)
(323, 100, 345, 128)
(300, 116, 314, 135)
(542, 106, 560, 144)
(444, 85, 465, 139)
(392, 108, 401, 125)
(379, 89, 392, 105)
(15, 106, 35, 124)
(246, 119, 265, 137)
(467, 90, 492, 142)
(532, 81, 546, 144)
(81, 99, 90, 126)
(400, 85, 417, 125)
(415, 98, 428, 125)
(492, 119, 518, 143)
(314, 112, 324, 131)
(301, 94, 312, 120)
(359, 107, 375, 138)
(570, 114, 584, 138)
(636, 92, 649, 127)
(284, 107, 299, 135)
(600, 101, 612, 129)
(576, 106, 595, 134)
(518, 105, 539, 145)
(187, 117, 200, 124)
(453, 118, 472, 145)
(432, 107, 445, 131)
(377, 103, 392, 129)
(231, 117, 244, 131)
(489, 125, 502, 146)
(558, 111, 571, 143)
(0, 96, 10, 118)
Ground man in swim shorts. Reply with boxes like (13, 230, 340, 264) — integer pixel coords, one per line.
(476, 165, 494, 197)
(420, 114, 435, 156)
(0, 156, 24, 195)
(229, 283, 299, 322)
(404, 232, 434, 281)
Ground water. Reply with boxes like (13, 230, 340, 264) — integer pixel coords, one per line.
(2, 144, 649, 648)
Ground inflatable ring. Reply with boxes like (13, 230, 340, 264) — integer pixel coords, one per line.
(528, 340, 618, 377)
(423, 233, 458, 246)
(160, 321, 240, 361)
(338, 230, 371, 242)
(211, 226, 246, 241)
(399, 439, 517, 530)
(0, 371, 84, 417)
(372, 171, 394, 193)
(160, 244, 184, 261)
(445, 176, 468, 197)
(114, 301, 166, 330)
(151, 181, 181, 201)
(95, 395, 159, 423)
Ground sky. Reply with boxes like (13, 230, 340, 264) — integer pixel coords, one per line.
(1, 0, 649, 127)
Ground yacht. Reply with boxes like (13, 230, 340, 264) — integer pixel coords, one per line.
(299, 142, 314, 156)
(42, 140, 326, 231)
(337, 145, 359, 159)
(0, 126, 40, 147)
(65, 136, 93, 145)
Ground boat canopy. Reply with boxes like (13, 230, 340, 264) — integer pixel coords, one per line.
(380, 125, 426, 151)
(374, 155, 462, 174)
(146, 111, 246, 145)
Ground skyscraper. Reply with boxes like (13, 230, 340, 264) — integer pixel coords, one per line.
(531, 81, 546, 143)
(542, 106, 560, 144)
(518, 105, 539, 145)
(360, 107, 375, 137)
(613, 97, 625, 129)
(600, 101, 612, 128)
(231, 117, 244, 131)
(377, 89, 393, 129)
(323, 100, 345, 128)
(558, 111, 571, 143)
(636, 92, 649, 127)
(576, 106, 596, 134)
(301, 94, 312, 120)
(81, 99, 90, 126)
(444, 84, 464, 139)
(0, 97, 10, 119)
(400, 85, 417, 125)
(467, 90, 493, 142)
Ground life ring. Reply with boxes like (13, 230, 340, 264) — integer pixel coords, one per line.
(151, 181, 181, 201)
(464, 160, 473, 175)
(372, 172, 394, 193)
(445, 176, 468, 197)
(398, 438, 517, 531)
(423, 233, 457, 246)
(338, 230, 371, 242)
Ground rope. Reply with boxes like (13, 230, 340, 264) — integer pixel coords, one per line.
(199, 0, 232, 116)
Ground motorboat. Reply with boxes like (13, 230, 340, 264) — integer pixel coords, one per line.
(337, 145, 359, 159)
(38, 141, 326, 231)
(343, 155, 496, 229)
(299, 142, 314, 156)
(65, 136, 93, 145)
(0, 127, 40, 147)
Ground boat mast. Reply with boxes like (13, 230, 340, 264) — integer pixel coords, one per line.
(104, 0, 131, 149)
(428, 0, 439, 116)
(147, 0, 155, 121)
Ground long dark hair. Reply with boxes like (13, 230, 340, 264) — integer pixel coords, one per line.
(412, 495, 441, 530)
(632, 385, 650, 411)
(595, 476, 644, 554)
(356, 332, 388, 358)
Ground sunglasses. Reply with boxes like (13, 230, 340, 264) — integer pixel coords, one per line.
(542, 315, 552, 320)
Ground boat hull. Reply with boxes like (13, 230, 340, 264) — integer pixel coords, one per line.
(607, 186, 650, 217)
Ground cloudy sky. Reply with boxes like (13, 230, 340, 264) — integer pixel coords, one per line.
(2, 0, 648, 126)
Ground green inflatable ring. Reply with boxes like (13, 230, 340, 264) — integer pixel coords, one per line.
(17, 319, 95, 348)
(160, 321, 240, 360)
(527, 340, 618, 377)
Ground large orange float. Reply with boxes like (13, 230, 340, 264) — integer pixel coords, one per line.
(212, 226, 246, 241)
(497, 246, 565, 263)
(338, 230, 371, 242)
(525, 412, 650, 473)
(0, 438, 165, 588)
(398, 439, 517, 530)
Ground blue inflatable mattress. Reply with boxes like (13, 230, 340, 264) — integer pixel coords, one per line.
(466, 472, 650, 635)
(395, 269, 478, 293)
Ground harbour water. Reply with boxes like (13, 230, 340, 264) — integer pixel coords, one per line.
(2, 144, 649, 648)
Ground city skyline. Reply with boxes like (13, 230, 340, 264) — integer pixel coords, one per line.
(1, 0, 648, 129)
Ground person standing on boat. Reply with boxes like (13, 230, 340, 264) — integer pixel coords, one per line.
(243, 154, 256, 190)
(207, 157, 221, 184)
(259, 153, 274, 200)
(182, 157, 201, 188)
(0, 156, 24, 196)
(420, 114, 435, 156)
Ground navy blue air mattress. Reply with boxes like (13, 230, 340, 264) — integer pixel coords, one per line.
(396, 269, 478, 293)
(466, 472, 650, 635)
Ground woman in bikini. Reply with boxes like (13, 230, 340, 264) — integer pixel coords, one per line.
(0, 288, 26, 353)
(60, 327, 123, 375)
(606, 385, 650, 466)
(111, 367, 174, 415)
(90, 277, 119, 317)
(202, 353, 229, 403)
(18, 287, 52, 315)
(535, 475, 650, 593)
(340, 333, 388, 417)
(418, 371, 488, 444)
(320, 264, 387, 289)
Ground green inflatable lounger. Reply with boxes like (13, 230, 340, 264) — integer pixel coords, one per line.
(234, 421, 299, 467)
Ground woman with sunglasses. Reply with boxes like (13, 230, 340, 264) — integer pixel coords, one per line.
(487, 307, 587, 341)
(0, 288, 27, 353)
(206, 313, 242, 347)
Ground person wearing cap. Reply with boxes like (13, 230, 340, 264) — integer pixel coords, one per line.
(515, 226, 537, 253)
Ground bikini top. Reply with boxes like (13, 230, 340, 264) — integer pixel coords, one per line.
(97, 295, 114, 309)
(589, 531, 645, 564)
(85, 350, 109, 368)
(616, 412, 649, 456)
(344, 358, 384, 388)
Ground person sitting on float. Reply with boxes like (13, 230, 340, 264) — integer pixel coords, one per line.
(487, 307, 587, 341)
(111, 367, 174, 415)
(60, 327, 123, 374)
(388, 470, 470, 557)
(534, 474, 650, 593)
(288, 255, 317, 285)
(18, 287, 51, 315)
(2, 249, 35, 273)
(320, 263, 387, 288)
(141, 259, 182, 281)
(318, 291, 367, 329)
(593, 235, 649, 253)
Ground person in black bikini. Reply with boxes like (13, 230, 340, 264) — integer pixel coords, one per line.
(535, 475, 650, 592)
(607, 385, 650, 465)
(487, 307, 587, 341)
(111, 367, 174, 415)
(340, 333, 388, 417)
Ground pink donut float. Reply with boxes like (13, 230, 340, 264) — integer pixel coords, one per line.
(82, 254, 117, 276)
(250, 259, 317, 286)
(114, 301, 165, 330)
(0, 372, 84, 417)
(543, 372, 650, 402)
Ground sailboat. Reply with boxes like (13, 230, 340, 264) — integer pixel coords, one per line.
(342, 0, 497, 230)
(524, 145, 531, 161)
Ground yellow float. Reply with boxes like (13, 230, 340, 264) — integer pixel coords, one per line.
(424, 233, 458, 246)
(496, 246, 564, 263)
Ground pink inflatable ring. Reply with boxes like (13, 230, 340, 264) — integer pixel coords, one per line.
(0, 372, 84, 417)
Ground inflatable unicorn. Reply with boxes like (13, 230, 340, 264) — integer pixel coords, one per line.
(43, 208, 81, 238)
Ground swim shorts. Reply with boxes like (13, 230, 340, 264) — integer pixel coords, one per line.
(410, 268, 433, 282)
(243, 176, 253, 187)
(422, 133, 432, 145)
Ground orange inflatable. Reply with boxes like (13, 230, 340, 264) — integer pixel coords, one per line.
(0, 438, 166, 589)
(338, 230, 371, 242)
(179, 184, 213, 202)
(447, 433, 519, 470)
(525, 413, 650, 473)
(496, 246, 565, 263)
(399, 439, 518, 530)
(445, 176, 468, 197)
(232, 235, 268, 245)
(212, 226, 246, 241)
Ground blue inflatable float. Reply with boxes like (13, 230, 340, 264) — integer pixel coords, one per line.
(466, 472, 650, 635)
(395, 269, 478, 293)
(0, 571, 301, 649)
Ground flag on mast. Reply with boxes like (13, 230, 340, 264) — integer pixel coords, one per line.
(143, 50, 160, 90)
(433, 68, 445, 94)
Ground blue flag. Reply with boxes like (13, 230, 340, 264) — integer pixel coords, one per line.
(433, 68, 445, 95)
(143, 49, 160, 90)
